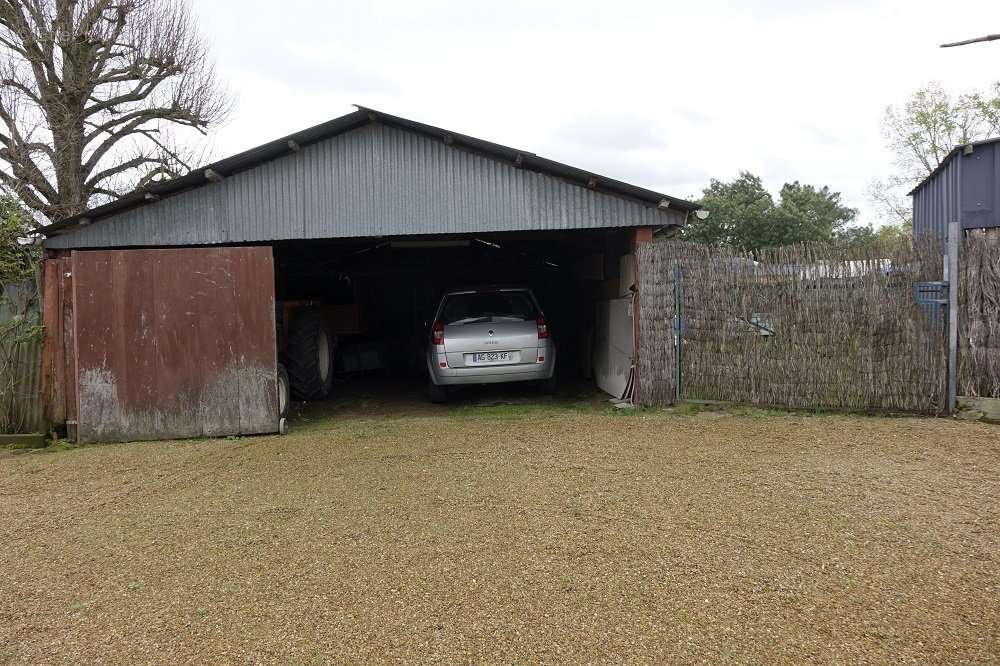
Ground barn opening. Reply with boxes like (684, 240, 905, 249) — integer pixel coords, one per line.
(271, 228, 641, 402)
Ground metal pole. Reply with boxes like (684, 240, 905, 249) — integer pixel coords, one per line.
(947, 219, 960, 415)
(674, 261, 683, 404)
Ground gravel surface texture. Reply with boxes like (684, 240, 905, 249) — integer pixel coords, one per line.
(2, 398, 998, 664)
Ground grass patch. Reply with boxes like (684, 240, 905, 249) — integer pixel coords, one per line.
(450, 400, 602, 419)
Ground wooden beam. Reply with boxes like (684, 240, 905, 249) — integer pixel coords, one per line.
(633, 226, 654, 247)
(41, 257, 63, 428)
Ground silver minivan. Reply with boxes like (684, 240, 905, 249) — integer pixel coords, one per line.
(425, 287, 556, 402)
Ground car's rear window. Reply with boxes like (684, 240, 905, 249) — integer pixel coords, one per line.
(440, 291, 537, 325)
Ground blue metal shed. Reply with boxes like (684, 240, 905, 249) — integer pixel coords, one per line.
(910, 137, 1000, 239)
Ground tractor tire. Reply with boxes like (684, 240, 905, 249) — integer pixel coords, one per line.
(276, 363, 290, 418)
(286, 307, 335, 401)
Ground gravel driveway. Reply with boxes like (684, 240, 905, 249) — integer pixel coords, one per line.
(2, 401, 998, 663)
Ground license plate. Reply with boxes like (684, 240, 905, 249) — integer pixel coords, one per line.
(473, 351, 512, 363)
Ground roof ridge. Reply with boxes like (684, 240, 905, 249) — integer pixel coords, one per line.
(46, 107, 697, 237)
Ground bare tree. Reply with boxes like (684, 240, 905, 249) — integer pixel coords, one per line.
(0, 0, 230, 224)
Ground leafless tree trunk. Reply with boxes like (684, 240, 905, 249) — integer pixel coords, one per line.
(0, 0, 230, 224)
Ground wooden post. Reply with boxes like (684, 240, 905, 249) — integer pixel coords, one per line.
(40, 255, 64, 428)
(673, 260, 683, 404)
(947, 220, 960, 415)
(633, 227, 654, 246)
(631, 227, 654, 403)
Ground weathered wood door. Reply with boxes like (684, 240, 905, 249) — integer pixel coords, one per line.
(49, 246, 278, 442)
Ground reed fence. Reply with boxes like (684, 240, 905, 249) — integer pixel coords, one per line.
(636, 236, 947, 413)
(959, 228, 1000, 398)
(0, 278, 44, 434)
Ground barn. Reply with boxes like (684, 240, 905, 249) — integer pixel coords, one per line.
(910, 136, 1000, 406)
(910, 137, 1000, 238)
(41, 107, 698, 442)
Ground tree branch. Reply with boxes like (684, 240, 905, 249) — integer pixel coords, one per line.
(0, 168, 50, 221)
(85, 154, 163, 190)
(941, 34, 1000, 48)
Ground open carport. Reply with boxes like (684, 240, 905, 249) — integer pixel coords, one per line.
(40, 107, 697, 442)
(272, 229, 632, 387)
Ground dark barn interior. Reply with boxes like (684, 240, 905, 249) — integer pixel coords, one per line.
(273, 229, 637, 393)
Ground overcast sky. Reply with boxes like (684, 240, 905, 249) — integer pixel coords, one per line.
(195, 0, 1000, 226)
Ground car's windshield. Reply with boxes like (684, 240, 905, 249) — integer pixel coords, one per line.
(440, 291, 537, 325)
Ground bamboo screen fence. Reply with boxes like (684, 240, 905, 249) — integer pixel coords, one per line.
(0, 278, 44, 434)
(636, 236, 948, 413)
(959, 229, 1000, 398)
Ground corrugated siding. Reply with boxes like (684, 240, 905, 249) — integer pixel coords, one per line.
(913, 154, 958, 241)
(913, 142, 1000, 241)
(47, 124, 681, 249)
(959, 141, 1000, 230)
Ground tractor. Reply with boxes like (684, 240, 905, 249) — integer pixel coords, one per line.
(275, 302, 364, 417)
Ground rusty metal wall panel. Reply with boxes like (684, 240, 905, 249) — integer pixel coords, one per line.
(62, 256, 77, 425)
(71, 246, 278, 442)
(232, 248, 281, 434)
(41, 258, 64, 426)
(46, 123, 684, 249)
(41, 255, 77, 429)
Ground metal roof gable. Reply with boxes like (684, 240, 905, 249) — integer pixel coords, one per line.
(908, 136, 1000, 196)
(44, 107, 697, 239)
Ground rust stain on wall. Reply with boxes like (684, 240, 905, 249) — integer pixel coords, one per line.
(66, 246, 278, 442)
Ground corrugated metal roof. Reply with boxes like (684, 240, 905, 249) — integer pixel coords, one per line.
(44, 107, 697, 247)
(908, 136, 1000, 196)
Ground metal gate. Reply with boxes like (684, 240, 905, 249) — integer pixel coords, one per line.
(635, 238, 948, 413)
